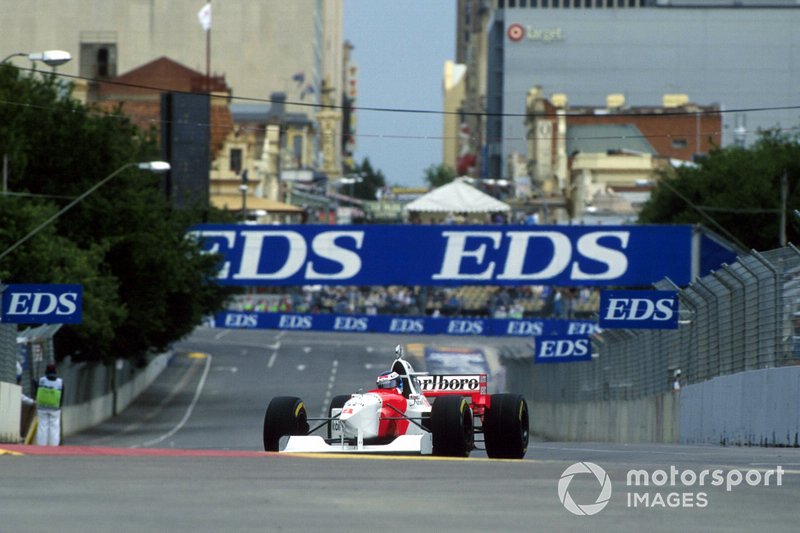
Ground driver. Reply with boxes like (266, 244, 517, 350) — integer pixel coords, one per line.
(376, 370, 403, 394)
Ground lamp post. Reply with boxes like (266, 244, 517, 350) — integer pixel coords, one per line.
(239, 183, 248, 222)
(0, 161, 170, 262)
(1, 50, 72, 68)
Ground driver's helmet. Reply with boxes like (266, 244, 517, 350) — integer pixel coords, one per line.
(376, 370, 402, 392)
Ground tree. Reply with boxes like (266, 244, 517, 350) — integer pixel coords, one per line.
(424, 163, 456, 189)
(0, 64, 235, 363)
(349, 157, 385, 200)
(638, 129, 800, 251)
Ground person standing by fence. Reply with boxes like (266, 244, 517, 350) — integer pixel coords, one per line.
(35, 363, 63, 446)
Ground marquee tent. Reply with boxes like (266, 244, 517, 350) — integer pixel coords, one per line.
(403, 179, 510, 215)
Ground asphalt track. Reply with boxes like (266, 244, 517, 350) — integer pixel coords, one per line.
(1, 328, 798, 532)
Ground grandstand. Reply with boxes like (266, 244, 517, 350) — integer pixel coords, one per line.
(228, 285, 601, 319)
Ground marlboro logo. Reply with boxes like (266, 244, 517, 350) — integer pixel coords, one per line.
(418, 374, 483, 392)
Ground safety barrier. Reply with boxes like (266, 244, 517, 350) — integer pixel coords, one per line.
(507, 245, 800, 444)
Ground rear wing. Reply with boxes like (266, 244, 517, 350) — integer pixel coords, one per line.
(416, 374, 490, 409)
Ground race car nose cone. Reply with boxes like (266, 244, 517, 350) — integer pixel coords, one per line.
(339, 393, 381, 440)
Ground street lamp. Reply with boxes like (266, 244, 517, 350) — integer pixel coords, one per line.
(1, 50, 72, 68)
(0, 161, 170, 262)
(239, 184, 248, 222)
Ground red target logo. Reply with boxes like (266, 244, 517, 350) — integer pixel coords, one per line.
(507, 23, 525, 42)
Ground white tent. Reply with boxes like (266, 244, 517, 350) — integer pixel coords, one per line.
(404, 179, 510, 214)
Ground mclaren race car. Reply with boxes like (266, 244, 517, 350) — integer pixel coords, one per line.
(262, 345, 529, 458)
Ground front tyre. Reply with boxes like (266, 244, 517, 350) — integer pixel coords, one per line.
(484, 393, 529, 459)
(431, 396, 474, 457)
(263, 396, 309, 452)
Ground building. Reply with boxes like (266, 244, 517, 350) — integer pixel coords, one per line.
(456, 0, 800, 181)
(442, 60, 468, 173)
(510, 87, 722, 221)
(0, 0, 347, 179)
(211, 94, 312, 223)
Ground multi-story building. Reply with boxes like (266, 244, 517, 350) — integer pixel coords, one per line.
(515, 88, 722, 221)
(0, 0, 346, 197)
(456, 0, 800, 182)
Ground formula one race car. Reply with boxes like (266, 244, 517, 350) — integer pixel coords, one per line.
(262, 345, 529, 459)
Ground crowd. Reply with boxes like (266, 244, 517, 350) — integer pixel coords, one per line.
(227, 285, 600, 319)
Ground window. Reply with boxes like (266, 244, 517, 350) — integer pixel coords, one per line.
(293, 135, 304, 167)
(672, 138, 688, 149)
(79, 38, 117, 80)
(97, 48, 109, 77)
(229, 148, 242, 174)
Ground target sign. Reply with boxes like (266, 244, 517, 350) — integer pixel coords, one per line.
(507, 23, 525, 42)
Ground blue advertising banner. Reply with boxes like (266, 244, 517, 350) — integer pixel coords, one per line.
(189, 224, 694, 287)
(213, 310, 599, 337)
(1, 284, 82, 324)
(533, 335, 593, 364)
(599, 290, 679, 330)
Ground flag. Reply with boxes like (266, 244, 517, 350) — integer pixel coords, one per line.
(292, 72, 305, 86)
(300, 83, 315, 100)
(197, 2, 212, 32)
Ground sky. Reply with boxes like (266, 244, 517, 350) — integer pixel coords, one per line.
(343, 0, 456, 188)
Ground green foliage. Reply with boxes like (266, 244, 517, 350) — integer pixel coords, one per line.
(424, 163, 456, 189)
(349, 157, 386, 200)
(0, 65, 235, 363)
(638, 129, 800, 251)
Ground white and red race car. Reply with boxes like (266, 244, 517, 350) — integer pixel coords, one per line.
(262, 345, 529, 459)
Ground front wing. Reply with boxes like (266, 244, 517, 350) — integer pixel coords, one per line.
(279, 433, 433, 455)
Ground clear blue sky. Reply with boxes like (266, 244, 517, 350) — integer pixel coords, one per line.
(344, 0, 456, 188)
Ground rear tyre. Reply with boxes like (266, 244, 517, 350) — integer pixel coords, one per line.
(263, 396, 309, 452)
(327, 394, 351, 438)
(484, 393, 529, 459)
(431, 396, 474, 457)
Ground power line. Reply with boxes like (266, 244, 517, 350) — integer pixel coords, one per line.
(2, 65, 800, 146)
(19, 66, 800, 120)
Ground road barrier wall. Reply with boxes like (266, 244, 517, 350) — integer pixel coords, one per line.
(0, 348, 171, 443)
(680, 366, 800, 446)
(61, 352, 171, 437)
(503, 246, 800, 444)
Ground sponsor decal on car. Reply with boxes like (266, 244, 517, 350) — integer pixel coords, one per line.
(418, 374, 483, 393)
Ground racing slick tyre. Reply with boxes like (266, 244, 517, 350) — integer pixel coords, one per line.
(431, 396, 474, 457)
(263, 396, 310, 452)
(483, 393, 529, 459)
(327, 394, 351, 438)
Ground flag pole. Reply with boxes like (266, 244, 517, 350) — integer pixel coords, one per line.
(206, 2, 211, 92)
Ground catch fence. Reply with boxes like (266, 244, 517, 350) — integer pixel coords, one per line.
(507, 246, 800, 403)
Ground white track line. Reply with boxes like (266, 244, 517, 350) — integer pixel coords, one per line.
(320, 359, 339, 418)
(267, 349, 279, 369)
(133, 354, 213, 448)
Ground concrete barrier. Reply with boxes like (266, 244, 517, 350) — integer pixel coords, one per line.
(680, 366, 800, 446)
(0, 352, 172, 443)
(0, 382, 23, 442)
(530, 392, 679, 443)
(62, 352, 172, 436)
